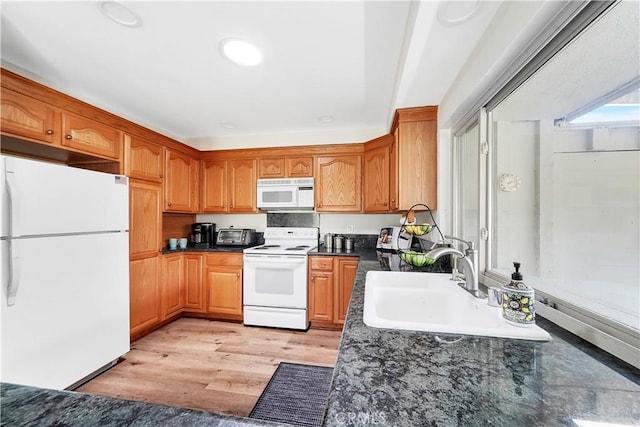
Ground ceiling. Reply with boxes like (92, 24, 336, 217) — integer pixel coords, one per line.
(0, 1, 501, 150)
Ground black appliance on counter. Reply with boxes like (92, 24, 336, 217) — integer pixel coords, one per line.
(191, 222, 216, 248)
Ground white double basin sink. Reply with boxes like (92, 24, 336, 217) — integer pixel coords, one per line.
(363, 271, 551, 341)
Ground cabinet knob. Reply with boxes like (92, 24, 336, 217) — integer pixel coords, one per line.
(65, 134, 72, 140)
(159, 173, 164, 178)
(316, 204, 321, 208)
(45, 129, 54, 135)
(236, 273, 240, 278)
(167, 202, 172, 207)
(230, 204, 233, 208)
(384, 202, 388, 206)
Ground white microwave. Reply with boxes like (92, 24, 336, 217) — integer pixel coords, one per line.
(257, 178, 315, 210)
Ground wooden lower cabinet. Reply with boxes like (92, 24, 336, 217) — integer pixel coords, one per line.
(335, 258, 358, 324)
(162, 253, 184, 319)
(129, 255, 161, 339)
(184, 254, 204, 312)
(204, 253, 243, 320)
(309, 257, 334, 323)
(308, 256, 358, 328)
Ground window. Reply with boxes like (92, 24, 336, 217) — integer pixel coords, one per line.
(453, 1, 640, 367)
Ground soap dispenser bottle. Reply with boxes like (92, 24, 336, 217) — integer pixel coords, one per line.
(502, 262, 535, 327)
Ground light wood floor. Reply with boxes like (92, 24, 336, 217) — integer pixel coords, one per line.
(77, 318, 342, 417)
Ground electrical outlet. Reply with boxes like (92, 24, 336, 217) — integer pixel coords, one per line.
(346, 225, 354, 233)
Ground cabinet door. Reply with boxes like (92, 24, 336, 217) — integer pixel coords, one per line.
(363, 145, 390, 212)
(229, 159, 256, 212)
(202, 160, 228, 212)
(389, 136, 399, 211)
(309, 270, 334, 322)
(1, 89, 58, 144)
(126, 135, 164, 183)
(397, 120, 438, 210)
(129, 180, 162, 258)
(258, 157, 285, 178)
(61, 112, 121, 159)
(205, 266, 243, 316)
(162, 254, 184, 319)
(165, 149, 199, 212)
(315, 155, 362, 212)
(184, 254, 204, 312)
(286, 157, 313, 177)
(335, 258, 358, 324)
(130, 255, 161, 337)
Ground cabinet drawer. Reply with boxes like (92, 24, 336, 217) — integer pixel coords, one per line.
(310, 256, 333, 271)
(206, 253, 243, 267)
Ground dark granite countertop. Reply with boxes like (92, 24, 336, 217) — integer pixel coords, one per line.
(162, 245, 251, 254)
(4, 253, 639, 426)
(323, 260, 640, 426)
(0, 383, 283, 427)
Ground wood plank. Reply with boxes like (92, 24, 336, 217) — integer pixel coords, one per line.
(76, 318, 341, 417)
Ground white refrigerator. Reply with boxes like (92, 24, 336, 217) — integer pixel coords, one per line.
(1, 154, 130, 390)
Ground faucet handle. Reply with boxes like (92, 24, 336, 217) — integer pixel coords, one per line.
(444, 235, 475, 250)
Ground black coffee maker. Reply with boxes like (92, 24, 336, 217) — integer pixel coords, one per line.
(191, 222, 216, 248)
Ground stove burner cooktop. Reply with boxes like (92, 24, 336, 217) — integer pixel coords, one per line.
(253, 245, 281, 250)
(287, 245, 310, 250)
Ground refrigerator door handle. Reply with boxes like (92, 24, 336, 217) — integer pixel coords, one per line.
(5, 157, 21, 237)
(6, 240, 20, 306)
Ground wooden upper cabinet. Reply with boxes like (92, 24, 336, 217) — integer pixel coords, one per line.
(203, 158, 256, 213)
(315, 155, 362, 212)
(258, 158, 285, 178)
(125, 135, 165, 183)
(129, 180, 162, 259)
(61, 112, 121, 160)
(363, 137, 392, 212)
(202, 160, 228, 212)
(389, 137, 399, 211)
(286, 157, 313, 177)
(258, 156, 313, 178)
(165, 149, 200, 212)
(228, 159, 256, 212)
(393, 106, 438, 210)
(1, 89, 58, 144)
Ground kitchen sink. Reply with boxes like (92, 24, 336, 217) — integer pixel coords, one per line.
(363, 271, 551, 341)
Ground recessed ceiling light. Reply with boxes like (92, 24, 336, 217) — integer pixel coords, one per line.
(437, 1, 481, 26)
(220, 122, 236, 129)
(220, 38, 262, 67)
(318, 115, 335, 123)
(98, 1, 142, 28)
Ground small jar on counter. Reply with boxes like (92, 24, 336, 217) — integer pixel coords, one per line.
(345, 237, 354, 251)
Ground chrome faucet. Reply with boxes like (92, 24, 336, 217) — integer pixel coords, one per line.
(426, 236, 486, 299)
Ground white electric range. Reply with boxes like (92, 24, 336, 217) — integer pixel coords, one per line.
(243, 227, 319, 330)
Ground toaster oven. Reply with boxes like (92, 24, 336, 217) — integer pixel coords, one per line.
(216, 228, 257, 246)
